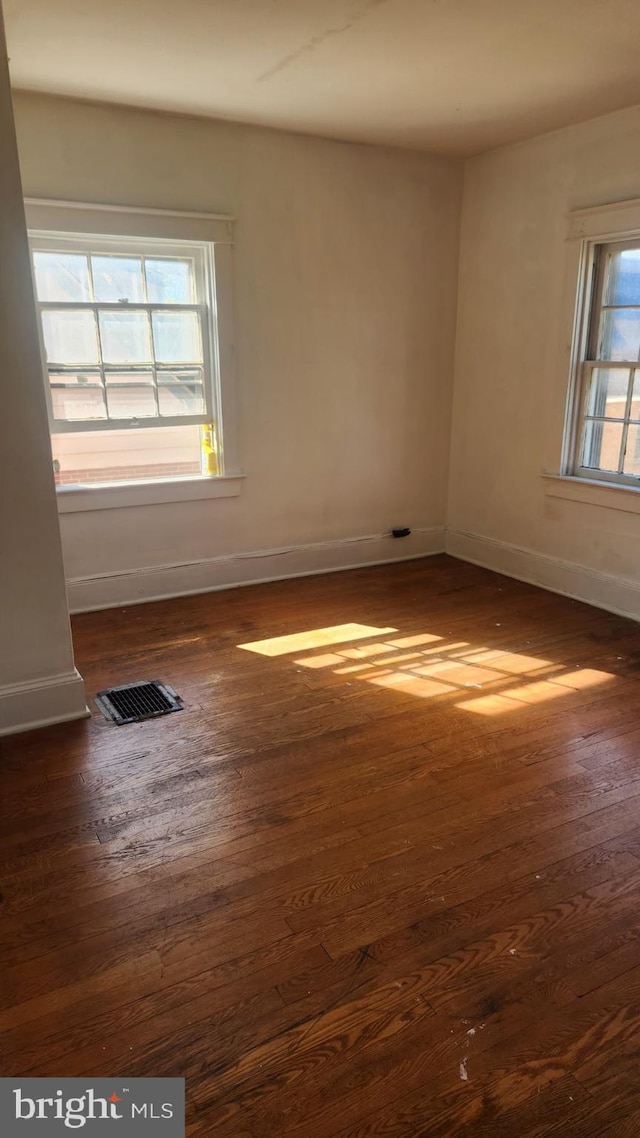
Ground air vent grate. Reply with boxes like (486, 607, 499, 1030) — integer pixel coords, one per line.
(96, 681, 183, 725)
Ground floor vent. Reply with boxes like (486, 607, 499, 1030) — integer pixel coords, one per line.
(96, 681, 183, 725)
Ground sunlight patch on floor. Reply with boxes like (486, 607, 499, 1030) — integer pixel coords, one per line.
(291, 652, 348, 669)
(238, 623, 397, 656)
(386, 633, 444, 649)
(456, 668, 614, 714)
(368, 672, 457, 697)
(239, 622, 615, 713)
(458, 649, 552, 672)
(546, 668, 614, 690)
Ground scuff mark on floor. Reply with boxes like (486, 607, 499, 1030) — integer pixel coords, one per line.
(459, 1058, 469, 1081)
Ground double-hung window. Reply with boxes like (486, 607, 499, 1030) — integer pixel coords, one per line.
(26, 200, 239, 506)
(573, 239, 640, 484)
(554, 198, 640, 503)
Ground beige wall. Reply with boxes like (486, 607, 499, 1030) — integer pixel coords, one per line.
(448, 104, 640, 609)
(13, 92, 463, 607)
(0, 24, 85, 731)
(15, 86, 640, 628)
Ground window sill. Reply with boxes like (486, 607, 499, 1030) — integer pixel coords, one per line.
(543, 474, 640, 515)
(56, 473, 244, 513)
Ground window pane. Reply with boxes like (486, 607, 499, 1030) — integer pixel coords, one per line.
(99, 310, 152, 364)
(49, 371, 106, 421)
(92, 256, 144, 303)
(582, 419, 624, 472)
(51, 425, 204, 485)
(152, 311, 201, 363)
(630, 371, 640, 420)
(623, 424, 640, 477)
(33, 252, 91, 302)
(604, 248, 640, 307)
(42, 309, 100, 364)
(598, 309, 640, 361)
(146, 259, 193, 303)
(157, 368, 205, 416)
(585, 368, 630, 418)
(105, 372, 157, 419)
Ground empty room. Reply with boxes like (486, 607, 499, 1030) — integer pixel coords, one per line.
(3, 0, 640, 1133)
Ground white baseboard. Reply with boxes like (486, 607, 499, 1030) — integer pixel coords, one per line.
(446, 528, 640, 622)
(67, 526, 446, 613)
(0, 668, 89, 737)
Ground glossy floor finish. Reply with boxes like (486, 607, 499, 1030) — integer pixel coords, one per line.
(3, 555, 640, 1136)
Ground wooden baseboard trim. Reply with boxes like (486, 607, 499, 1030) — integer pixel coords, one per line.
(67, 526, 446, 613)
(0, 668, 89, 737)
(446, 528, 640, 622)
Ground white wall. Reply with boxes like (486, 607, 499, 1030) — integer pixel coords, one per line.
(448, 104, 640, 619)
(13, 92, 463, 610)
(0, 27, 86, 733)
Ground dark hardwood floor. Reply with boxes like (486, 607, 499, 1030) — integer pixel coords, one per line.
(3, 554, 640, 1135)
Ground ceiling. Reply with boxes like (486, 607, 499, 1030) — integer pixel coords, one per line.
(4, 0, 640, 157)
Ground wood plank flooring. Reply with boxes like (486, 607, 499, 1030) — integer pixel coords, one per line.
(3, 555, 640, 1135)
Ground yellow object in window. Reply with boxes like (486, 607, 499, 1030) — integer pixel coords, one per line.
(200, 423, 218, 475)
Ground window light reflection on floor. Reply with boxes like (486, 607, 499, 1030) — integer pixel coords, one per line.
(237, 624, 398, 657)
(237, 624, 614, 712)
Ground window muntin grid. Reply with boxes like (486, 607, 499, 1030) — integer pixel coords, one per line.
(575, 239, 640, 484)
(31, 234, 217, 434)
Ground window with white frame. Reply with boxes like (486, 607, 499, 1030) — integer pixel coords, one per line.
(569, 242, 640, 482)
(26, 201, 238, 500)
(560, 202, 640, 491)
